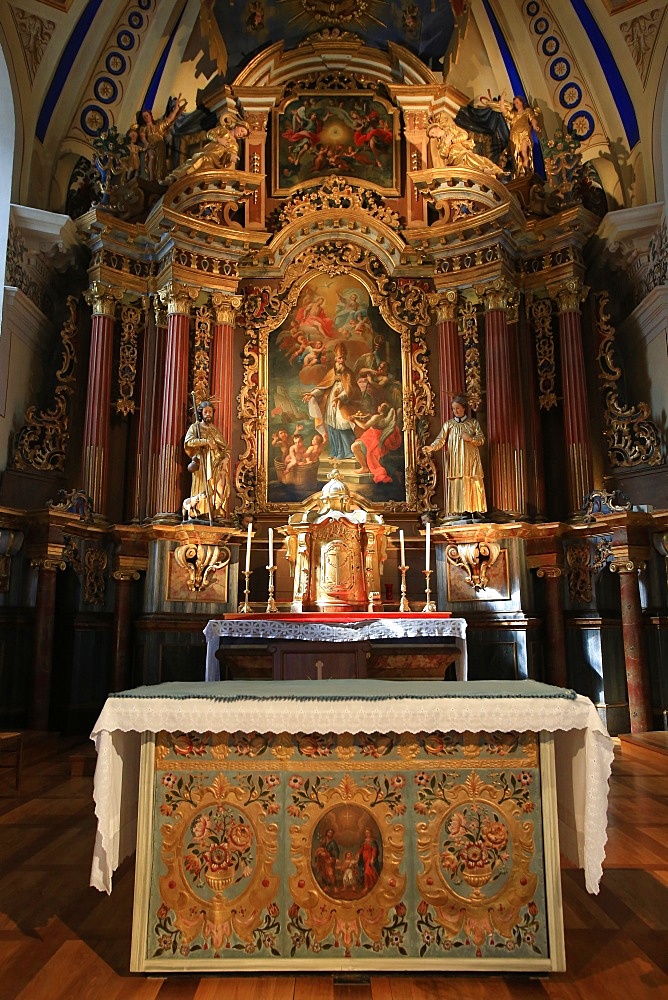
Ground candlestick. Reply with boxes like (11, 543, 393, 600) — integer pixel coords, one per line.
(265, 563, 278, 613)
(399, 529, 405, 565)
(398, 562, 411, 613)
(245, 522, 252, 573)
(425, 521, 431, 572)
(238, 569, 252, 613)
(422, 568, 436, 612)
(268, 527, 274, 567)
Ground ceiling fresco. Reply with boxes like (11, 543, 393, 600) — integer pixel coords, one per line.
(203, 0, 458, 79)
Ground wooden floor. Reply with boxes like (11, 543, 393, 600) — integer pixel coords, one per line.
(0, 733, 667, 1000)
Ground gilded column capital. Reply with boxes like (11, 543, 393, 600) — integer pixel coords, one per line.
(211, 292, 243, 326)
(84, 281, 123, 318)
(30, 556, 66, 572)
(153, 296, 168, 328)
(428, 289, 458, 323)
(549, 278, 589, 314)
(475, 278, 519, 313)
(158, 281, 200, 316)
(244, 111, 268, 134)
(112, 568, 141, 582)
(610, 558, 646, 575)
(536, 566, 563, 579)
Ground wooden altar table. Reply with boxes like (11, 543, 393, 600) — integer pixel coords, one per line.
(89, 680, 613, 974)
(203, 613, 468, 682)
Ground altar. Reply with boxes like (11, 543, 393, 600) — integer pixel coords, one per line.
(204, 613, 468, 682)
(89, 679, 613, 974)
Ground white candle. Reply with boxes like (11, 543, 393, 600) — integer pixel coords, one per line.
(399, 529, 405, 566)
(425, 521, 431, 572)
(245, 522, 252, 572)
(268, 527, 274, 566)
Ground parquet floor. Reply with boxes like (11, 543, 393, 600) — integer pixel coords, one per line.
(0, 733, 666, 999)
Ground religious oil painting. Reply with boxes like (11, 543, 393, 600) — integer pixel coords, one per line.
(311, 807, 383, 900)
(274, 93, 399, 194)
(267, 273, 406, 505)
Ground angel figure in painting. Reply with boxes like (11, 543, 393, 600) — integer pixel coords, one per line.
(423, 395, 487, 519)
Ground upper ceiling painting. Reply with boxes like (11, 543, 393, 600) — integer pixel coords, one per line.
(200, 0, 457, 80)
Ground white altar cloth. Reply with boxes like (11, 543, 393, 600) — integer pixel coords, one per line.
(203, 616, 468, 681)
(89, 679, 613, 897)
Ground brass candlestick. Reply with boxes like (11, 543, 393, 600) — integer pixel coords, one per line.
(238, 569, 252, 613)
(422, 569, 436, 612)
(266, 564, 278, 613)
(398, 564, 411, 612)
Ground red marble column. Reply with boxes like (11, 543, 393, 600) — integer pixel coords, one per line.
(612, 560, 653, 733)
(537, 566, 568, 688)
(29, 559, 61, 729)
(111, 570, 138, 692)
(210, 293, 241, 451)
(82, 283, 121, 517)
(554, 280, 593, 515)
(154, 282, 198, 519)
(480, 281, 526, 516)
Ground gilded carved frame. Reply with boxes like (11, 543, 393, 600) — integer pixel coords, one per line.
(234, 241, 436, 513)
(273, 92, 401, 198)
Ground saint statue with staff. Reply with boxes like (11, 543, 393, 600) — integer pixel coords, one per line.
(183, 397, 230, 522)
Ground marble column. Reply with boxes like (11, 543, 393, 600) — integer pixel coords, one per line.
(210, 293, 242, 450)
(154, 282, 198, 519)
(478, 280, 526, 517)
(111, 569, 139, 692)
(611, 559, 653, 733)
(81, 282, 122, 517)
(552, 279, 593, 516)
(536, 566, 568, 688)
(29, 557, 63, 729)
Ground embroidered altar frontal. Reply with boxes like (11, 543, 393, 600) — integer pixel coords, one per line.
(131, 727, 564, 972)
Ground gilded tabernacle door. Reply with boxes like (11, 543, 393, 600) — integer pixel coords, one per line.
(236, 255, 435, 514)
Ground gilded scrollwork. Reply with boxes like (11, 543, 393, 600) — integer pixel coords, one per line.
(531, 297, 557, 411)
(445, 540, 501, 592)
(273, 176, 401, 232)
(83, 546, 108, 606)
(458, 298, 482, 413)
(12, 295, 78, 473)
(565, 536, 612, 604)
(173, 543, 231, 592)
(192, 304, 213, 406)
(116, 301, 142, 416)
(596, 293, 662, 468)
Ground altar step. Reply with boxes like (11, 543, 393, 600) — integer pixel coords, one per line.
(619, 730, 668, 757)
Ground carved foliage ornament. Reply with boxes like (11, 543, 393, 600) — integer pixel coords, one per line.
(273, 176, 401, 232)
(531, 298, 557, 411)
(458, 298, 482, 413)
(621, 9, 665, 84)
(596, 293, 662, 468)
(565, 536, 612, 604)
(174, 543, 231, 592)
(12, 296, 78, 473)
(117, 301, 142, 416)
(445, 541, 501, 593)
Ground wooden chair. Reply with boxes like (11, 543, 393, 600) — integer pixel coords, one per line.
(0, 732, 23, 793)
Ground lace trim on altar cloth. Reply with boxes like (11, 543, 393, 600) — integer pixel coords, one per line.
(204, 618, 467, 642)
